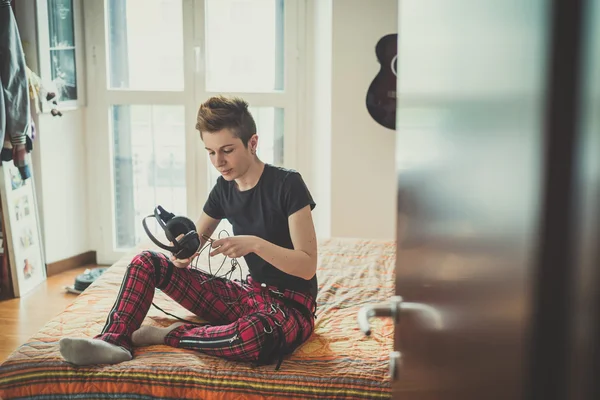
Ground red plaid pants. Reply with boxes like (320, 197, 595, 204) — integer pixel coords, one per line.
(95, 251, 316, 367)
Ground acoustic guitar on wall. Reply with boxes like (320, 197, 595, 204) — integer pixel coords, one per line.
(365, 33, 398, 130)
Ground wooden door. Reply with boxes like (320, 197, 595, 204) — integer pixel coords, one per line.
(359, 1, 600, 399)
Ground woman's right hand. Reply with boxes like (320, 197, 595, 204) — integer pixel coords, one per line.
(170, 252, 199, 269)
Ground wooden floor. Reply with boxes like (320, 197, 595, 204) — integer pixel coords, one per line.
(0, 266, 98, 363)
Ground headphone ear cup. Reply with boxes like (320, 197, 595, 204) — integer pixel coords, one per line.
(176, 232, 201, 259)
(166, 217, 196, 239)
(180, 217, 197, 234)
(166, 216, 198, 258)
(163, 226, 176, 244)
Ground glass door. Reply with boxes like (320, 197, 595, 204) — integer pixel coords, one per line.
(198, 0, 297, 189)
(85, 0, 197, 263)
(85, 0, 301, 264)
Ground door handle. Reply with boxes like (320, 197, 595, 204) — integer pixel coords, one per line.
(357, 295, 444, 336)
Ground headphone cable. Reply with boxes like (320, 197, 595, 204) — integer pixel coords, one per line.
(151, 229, 244, 324)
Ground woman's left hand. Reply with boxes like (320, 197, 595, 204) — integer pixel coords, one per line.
(210, 235, 260, 259)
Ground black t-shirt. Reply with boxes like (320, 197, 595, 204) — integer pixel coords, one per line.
(203, 164, 318, 298)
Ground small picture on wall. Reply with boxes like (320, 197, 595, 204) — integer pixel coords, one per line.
(19, 246, 43, 283)
(19, 226, 35, 249)
(23, 258, 34, 280)
(14, 195, 31, 221)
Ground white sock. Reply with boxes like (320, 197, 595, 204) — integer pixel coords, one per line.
(59, 337, 132, 366)
(132, 322, 186, 347)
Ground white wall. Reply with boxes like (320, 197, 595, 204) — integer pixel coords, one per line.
(35, 112, 89, 263)
(15, 0, 89, 264)
(305, 0, 333, 239)
(306, 0, 398, 240)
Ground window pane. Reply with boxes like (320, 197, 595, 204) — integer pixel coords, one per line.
(50, 49, 77, 101)
(208, 107, 284, 186)
(205, 0, 284, 92)
(112, 105, 187, 249)
(252, 107, 284, 166)
(48, 0, 75, 47)
(107, 0, 184, 90)
(48, 0, 77, 101)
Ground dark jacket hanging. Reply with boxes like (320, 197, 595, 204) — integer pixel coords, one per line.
(0, 0, 32, 180)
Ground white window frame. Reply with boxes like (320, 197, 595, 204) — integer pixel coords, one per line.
(35, 0, 87, 111)
(83, 0, 305, 264)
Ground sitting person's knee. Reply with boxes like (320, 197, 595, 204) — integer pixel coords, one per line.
(129, 250, 172, 288)
(130, 250, 157, 268)
(130, 251, 168, 276)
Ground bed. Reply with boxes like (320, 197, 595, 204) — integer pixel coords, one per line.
(0, 237, 395, 399)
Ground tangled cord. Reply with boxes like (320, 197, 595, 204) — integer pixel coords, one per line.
(151, 229, 245, 325)
(192, 229, 244, 288)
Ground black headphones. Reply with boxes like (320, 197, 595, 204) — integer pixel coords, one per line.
(142, 205, 201, 259)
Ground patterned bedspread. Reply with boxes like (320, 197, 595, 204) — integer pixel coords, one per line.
(0, 238, 395, 399)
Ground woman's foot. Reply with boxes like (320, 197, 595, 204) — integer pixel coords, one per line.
(59, 338, 132, 366)
(132, 322, 186, 346)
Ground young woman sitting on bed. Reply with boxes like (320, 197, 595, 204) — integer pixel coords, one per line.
(59, 96, 318, 369)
